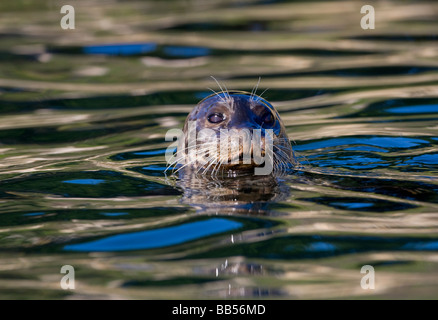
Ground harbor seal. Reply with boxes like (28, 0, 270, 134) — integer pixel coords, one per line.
(171, 90, 296, 176)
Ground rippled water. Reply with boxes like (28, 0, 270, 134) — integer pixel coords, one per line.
(1, 0, 438, 299)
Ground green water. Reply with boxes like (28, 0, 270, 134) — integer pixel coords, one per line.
(0, 0, 438, 299)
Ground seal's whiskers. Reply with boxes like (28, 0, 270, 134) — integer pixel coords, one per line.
(250, 76, 261, 104)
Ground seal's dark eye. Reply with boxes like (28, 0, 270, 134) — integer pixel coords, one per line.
(262, 112, 274, 125)
(208, 113, 225, 124)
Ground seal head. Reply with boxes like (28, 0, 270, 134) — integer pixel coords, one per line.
(175, 90, 295, 175)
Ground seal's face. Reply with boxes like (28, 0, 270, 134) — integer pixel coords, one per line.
(177, 91, 295, 175)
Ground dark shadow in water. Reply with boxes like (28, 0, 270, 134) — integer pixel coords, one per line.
(0, 51, 39, 62)
(49, 43, 378, 59)
(159, 21, 271, 32)
(0, 170, 180, 198)
(0, 207, 190, 228)
(0, 190, 20, 199)
(301, 171, 438, 203)
(357, 260, 413, 268)
(349, 34, 438, 42)
(300, 196, 417, 212)
(0, 125, 151, 145)
(233, 66, 438, 79)
(337, 98, 438, 119)
(0, 88, 341, 116)
(121, 276, 220, 288)
(0, 91, 201, 114)
(183, 234, 438, 260)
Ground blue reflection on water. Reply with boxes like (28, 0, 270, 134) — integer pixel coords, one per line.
(295, 136, 428, 151)
(23, 212, 45, 217)
(311, 155, 389, 169)
(403, 241, 438, 250)
(331, 202, 374, 209)
(64, 218, 242, 252)
(141, 165, 167, 171)
(386, 105, 438, 114)
(83, 43, 157, 55)
(133, 149, 169, 156)
(306, 241, 337, 252)
(163, 46, 210, 57)
(344, 146, 386, 152)
(405, 154, 438, 165)
(100, 212, 129, 217)
(63, 179, 106, 185)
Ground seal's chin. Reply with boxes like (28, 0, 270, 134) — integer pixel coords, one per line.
(199, 148, 269, 172)
(193, 137, 267, 169)
(227, 150, 266, 166)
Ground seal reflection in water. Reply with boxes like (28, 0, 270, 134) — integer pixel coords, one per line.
(168, 90, 296, 212)
(177, 171, 291, 213)
(172, 90, 296, 176)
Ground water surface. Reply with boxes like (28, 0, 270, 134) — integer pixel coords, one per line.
(0, 0, 438, 299)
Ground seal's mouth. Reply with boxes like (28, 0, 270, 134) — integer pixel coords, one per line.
(195, 142, 268, 171)
(226, 147, 266, 166)
(197, 131, 268, 166)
